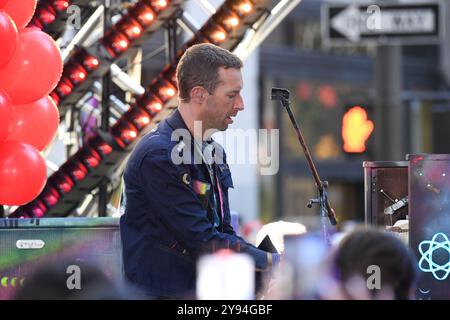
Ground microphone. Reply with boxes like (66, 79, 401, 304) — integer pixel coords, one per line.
(271, 87, 338, 227)
(271, 87, 290, 102)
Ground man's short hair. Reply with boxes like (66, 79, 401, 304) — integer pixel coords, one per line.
(176, 43, 243, 102)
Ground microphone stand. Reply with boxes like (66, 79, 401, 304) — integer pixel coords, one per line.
(271, 88, 338, 244)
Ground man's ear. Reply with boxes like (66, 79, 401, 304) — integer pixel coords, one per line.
(191, 87, 206, 104)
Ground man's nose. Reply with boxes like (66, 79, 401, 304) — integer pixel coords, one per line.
(234, 95, 244, 111)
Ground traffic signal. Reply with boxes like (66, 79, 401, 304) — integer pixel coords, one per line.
(342, 106, 374, 153)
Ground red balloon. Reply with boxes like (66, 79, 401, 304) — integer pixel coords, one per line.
(0, 89, 14, 143)
(0, 28, 63, 104)
(8, 96, 60, 151)
(0, 10, 18, 69)
(0, 0, 36, 29)
(0, 140, 47, 206)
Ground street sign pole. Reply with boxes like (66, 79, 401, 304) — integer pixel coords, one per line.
(374, 45, 405, 161)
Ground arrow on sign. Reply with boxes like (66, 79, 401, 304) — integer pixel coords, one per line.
(331, 5, 364, 42)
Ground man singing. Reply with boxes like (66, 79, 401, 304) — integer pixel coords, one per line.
(120, 43, 280, 298)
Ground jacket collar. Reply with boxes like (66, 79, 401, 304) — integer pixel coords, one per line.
(166, 109, 189, 132)
(166, 109, 215, 144)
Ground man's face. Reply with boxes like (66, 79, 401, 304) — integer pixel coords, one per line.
(202, 67, 244, 132)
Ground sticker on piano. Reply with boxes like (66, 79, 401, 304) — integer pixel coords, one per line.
(16, 240, 45, 249)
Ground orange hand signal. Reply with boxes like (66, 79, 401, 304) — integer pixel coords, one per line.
(342, 106, 374, 153)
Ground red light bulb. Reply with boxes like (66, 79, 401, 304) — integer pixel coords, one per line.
(215, 8, 240, 31)
(89, 135, 113, 157)
(64, 159, 88, 182)
(51, 172, 74, 194)
(136, 93, 163, 116)
(85, 56, 99, 69)
(123, 129, 137, 140)
(126, 108, 152, 130)
(111, 120, 139, 147)
(76, 48, 100, 72)
(102, 30, 130, 58)
(50, 92, 60, 106)
(51, 0, 70, 12)
(55, 77, 73, 99)
(38, 5, 57, 25)
(211, 30, 226, 43)
(202, 22, 228, 45)
(117, 16, 144, 41)
(149, 0, 168, 12)
(157, 82, 176, 102)
(29, 18, 44, 29)
(41, 186, 60, 207)
(230, 0, 254, 17)
(31, 201, 48, 218)
(77, 148, 102, 169)
(130, 2, 155, 28)
(66, 63, 88, 86)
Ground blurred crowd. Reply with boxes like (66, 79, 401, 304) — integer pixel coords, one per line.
(265, 224, 417, 300)
(12, 220, 418, 300)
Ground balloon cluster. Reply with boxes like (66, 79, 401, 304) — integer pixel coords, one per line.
(0, 0, 63, 206)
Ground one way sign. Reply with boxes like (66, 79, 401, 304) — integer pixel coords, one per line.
(322, 2, 442, 45)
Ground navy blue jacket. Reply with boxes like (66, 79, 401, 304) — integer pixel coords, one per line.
(120, 110, 268, 298)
